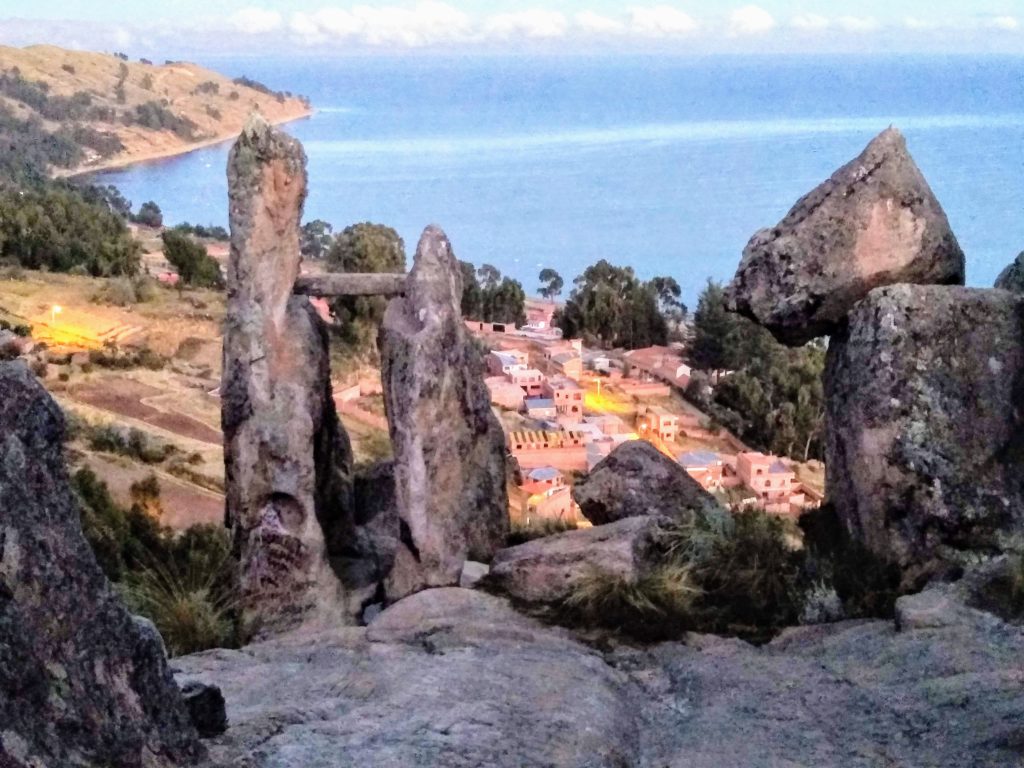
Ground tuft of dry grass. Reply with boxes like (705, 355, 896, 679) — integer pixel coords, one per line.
(124, 532, 244, 656)
(560, 562, 701, 642)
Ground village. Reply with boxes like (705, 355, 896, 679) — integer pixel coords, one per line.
(0, 226, 824, 538)
(463, 298, 824, 532)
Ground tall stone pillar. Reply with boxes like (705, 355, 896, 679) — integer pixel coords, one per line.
(379, 226, 509, 599)
(222, 115, 352, 634)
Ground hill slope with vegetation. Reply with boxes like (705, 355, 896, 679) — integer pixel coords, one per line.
(0, 44, 310, 174)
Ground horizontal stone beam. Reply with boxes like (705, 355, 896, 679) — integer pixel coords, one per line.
(293, 273, 407, 298)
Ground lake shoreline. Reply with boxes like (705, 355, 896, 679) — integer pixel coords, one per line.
(56, 107, 315, 180)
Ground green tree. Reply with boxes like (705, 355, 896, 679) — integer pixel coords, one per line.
(161, 230, 222, 288)
(460, 260, 483, 319)
(538, 267, 564, 301)
(650, 276, 687, 325)
(134, 200, 163, 228)
(300, 219, 334, 260)
(690, 280, 741, 375)
(555, 260, 668, 350)
(477, 263, 501, 291)
(325, 223, 406, 356)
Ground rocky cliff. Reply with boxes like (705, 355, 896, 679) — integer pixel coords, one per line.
(0, 361, 202, 767)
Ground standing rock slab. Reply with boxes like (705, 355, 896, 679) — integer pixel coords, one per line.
(825, 285, 1024, 588)
(994, 251, 1024, 292)
(728, 127, 965, 346)
(379, 226, 509, 598)
(0, 361, 202, 767)
(573, 439, 721, 526)
(222, 115, 353, 634)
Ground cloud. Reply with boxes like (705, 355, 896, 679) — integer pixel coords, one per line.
(229, 7, 284, 35)
(575, 11, 625, 35)
(629, 5, 699, 37)
(837, 16, 879, 33)
(484, 9, 568, 39)
(728, 5, 776, 37)
(288, 3, 473, 47)
(790, 14, 829, 32)
(988, 16, 1020, 32)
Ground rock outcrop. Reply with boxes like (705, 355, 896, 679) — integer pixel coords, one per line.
(174, 584, 1024, 767)
(825, 285, 1024, 587)
(222, 115, 353, 634)
(488, 516, 667, 605)
(573, 440, 720, 526)
(994, 251, 1024, 292)
(728, 127, 965, 346)
(379, 226, 509, 598)
(0, 361, 202, 767)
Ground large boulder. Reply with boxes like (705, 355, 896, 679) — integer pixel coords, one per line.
(0, 361, 202, 766)
(379, 226, 509, 598)
(573, 439, 720, 526)
(994, 251, 1024, 292)
(728, 127, 965, 346)
(488, 516, 666, 605)
(174, 583, 1024, 767)
(222, 115, 353, 634)
(825, 285, 1024, 587)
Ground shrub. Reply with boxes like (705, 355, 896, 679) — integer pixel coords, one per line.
(92, 275, 157, 306)
(134, 200, 163, 228)
(508, 518, 578, 546)
(84, 423, 176, 464)
(676, 509, 804, 639)
(560, 563, 701, 642)
(123, 527, 242, 656)
(161, 230, 223, 289)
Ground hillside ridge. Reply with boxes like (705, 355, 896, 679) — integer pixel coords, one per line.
(0, 44, 311, 175)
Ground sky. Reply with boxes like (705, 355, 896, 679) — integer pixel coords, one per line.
(3, 1, 1024, 56)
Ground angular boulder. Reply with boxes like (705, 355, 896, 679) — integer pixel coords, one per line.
(488, 516, 666, 606)
(573, 439, 720, 526)
(222, 115, 353, 634)
(825, 285, 1024, 587)
(728, 127, 965, 346)
(0, 361, 202, 766)
(994, 251, 1024, 292)
(379, 226, 509, 598)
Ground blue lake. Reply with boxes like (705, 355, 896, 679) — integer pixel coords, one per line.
(95, 54, 1024, 307)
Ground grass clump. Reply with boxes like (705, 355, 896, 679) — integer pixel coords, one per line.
(85, 422, 177, 464)
(91, 275, 156, 306)
(562, 563, 700, 642)
(124, 528, 242, 656)
(72, 467, 246, 655)
(558, 508, 806, 643)
(508, 517, 578, 546)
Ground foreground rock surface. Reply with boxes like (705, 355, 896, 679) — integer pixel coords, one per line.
(825, 285, 1024, 586)
(222, 115, 353, 633)
(379, 226, 509, 598)
(573, 440, 721, 526)
(0, 361, 202, 767)
(488, 516, 666, 605)
(728, 127, 965, 346)
(175, 586, 1024, 767)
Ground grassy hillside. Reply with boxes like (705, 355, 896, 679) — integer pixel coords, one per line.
(0, 44, 310, 174)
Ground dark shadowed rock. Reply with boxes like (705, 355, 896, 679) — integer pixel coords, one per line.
(728, 127, 965, 346)
(379, 226, 509, 599)
(180, 681, 228, 738)
(0, 361, 202, 767)
(223, 115, 354, 634)
(574, 439, 720, 526)
(488, 516, 666, 605)
(994, 251, 1024, 292)
(825, 285, 1024, 588)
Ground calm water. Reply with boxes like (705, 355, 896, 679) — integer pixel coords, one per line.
(95, 55, 1024, 307)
